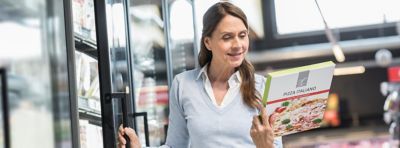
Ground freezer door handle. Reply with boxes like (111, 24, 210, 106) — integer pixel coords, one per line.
(130, 112, 150, 147)
(1, 68, 10, 148)
(105, 92, 131, 148)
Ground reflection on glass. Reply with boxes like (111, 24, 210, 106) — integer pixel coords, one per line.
(169, 0, 196, 76)
(72, 0, 97, 41)
(0, 0, 73, 147)
(0, 12, 54, 148)
(128, 2, 168, 146)
(126, 0, 197, 146)
(275, 0, 400, 34)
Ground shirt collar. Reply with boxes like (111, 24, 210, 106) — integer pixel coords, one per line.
(196, 63, 241, 83)
(196, 64, 208, 80)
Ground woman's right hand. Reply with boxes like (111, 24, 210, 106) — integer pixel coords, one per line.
(118, 125, 141, 148)
(250, 106, 275, 148)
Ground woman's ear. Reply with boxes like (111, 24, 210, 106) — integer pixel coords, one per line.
(204, 37, 212, 51)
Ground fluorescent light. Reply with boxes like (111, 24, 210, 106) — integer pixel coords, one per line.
(332, 44, 345, 62)
(314, 0, 346, 63)
(334, 66, 365, 76)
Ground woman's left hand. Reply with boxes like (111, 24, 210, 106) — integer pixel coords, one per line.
(118, 125, 141, 148)
(250, 106, 275, 148)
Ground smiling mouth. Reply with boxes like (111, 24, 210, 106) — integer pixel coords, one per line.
(227, 52, 242, 56)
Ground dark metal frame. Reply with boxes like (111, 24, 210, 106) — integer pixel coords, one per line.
(63, 0, 81, 147)
(93, 0, 116, 147)
(0, 69, 10, 148)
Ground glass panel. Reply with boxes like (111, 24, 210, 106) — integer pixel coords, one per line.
(168, 0, 197, 76)
(72, 0, 97, 42)
(71, 0, 102, 146)
(128, 1, 168, 146)
(127, 0, 197, 146)
(75, 51, 103, 148)
(102, 0, 134, 147)
(274, 0, 400, 35)
(75, 51, 100, 112)
(0, 0, 73, 147)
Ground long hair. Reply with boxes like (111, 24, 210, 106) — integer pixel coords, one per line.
(198, 2, 260, 109)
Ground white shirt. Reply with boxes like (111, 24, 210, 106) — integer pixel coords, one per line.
(196, 64, 241, 109)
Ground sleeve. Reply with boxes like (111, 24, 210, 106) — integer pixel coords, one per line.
(273, 137, 283, 148)
(254, 74, 267, 98)
(164, 77, 190, 148)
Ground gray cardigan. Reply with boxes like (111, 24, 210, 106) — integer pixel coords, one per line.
(160, 68, 283, 148)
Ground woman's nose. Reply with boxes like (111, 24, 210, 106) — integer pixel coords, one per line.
(232, 37, 242, 49)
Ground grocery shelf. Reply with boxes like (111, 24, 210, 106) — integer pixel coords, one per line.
(74, 35, 97, 59)
(79, 107, 102, 126)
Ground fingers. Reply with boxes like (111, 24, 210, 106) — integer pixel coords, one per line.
(260, 107, 270, 127)
(119, 125, 125, 135)
(118, 132, 127, 144)
(118, 125, 126, 148)
(252, 115, 262, 130)
(124, 127, 139, 143)
(118, 125, 141, 148)
(118, 135, 126, 148)
(250, 123, 256, 138)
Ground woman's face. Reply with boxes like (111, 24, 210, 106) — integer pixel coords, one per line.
(204, 14, 249, 69)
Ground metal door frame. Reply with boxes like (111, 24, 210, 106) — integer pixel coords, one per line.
(1, 68, 10, 148)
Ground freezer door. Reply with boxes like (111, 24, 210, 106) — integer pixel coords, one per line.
(0, 0, 76, 147)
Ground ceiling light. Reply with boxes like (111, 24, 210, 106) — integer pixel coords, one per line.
(334, 66, 365, 76)
(315, 0, 346, 62)
(332, 44, 345, 62)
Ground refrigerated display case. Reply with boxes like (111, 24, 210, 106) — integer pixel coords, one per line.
(72, 0, 96, 42)
(90, 0, 197, 147)
(71, 0, 106, 146)
(74, 51, 103, 148)
(0, 0, 78, 147)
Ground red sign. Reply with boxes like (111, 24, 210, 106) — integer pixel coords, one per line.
(388, 67, 400, 82)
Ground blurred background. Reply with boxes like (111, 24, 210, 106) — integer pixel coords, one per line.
(1, 0, 400, 147)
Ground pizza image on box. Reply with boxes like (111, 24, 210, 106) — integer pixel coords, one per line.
(262, 61, 335, 136)
(270, 97, 327, 136)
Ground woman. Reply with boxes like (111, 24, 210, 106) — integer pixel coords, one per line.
(118, 2, 282, 148)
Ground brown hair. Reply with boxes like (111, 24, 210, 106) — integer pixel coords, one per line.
(198, 2, 260, 109)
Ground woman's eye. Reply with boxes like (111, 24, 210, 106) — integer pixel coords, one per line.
(223, 36, 231, 40)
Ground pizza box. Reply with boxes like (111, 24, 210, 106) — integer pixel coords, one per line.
(262, 61, 335, 136)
